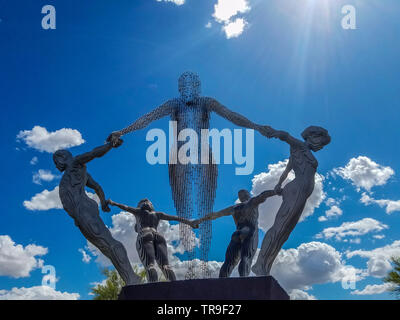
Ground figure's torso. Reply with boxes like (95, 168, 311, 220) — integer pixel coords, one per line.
(170, 97, 210, 134)
(290, 143, 318, 196)
(135, 210, 160, 233)
(233, 202, 259, 229)
(59, 161, 91, 217)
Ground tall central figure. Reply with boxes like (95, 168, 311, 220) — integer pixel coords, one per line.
(108, 72, 263, 278)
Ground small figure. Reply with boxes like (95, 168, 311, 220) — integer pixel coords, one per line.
(107, 198, 199, 282)
(194, 189, 276, 278)
(53, 140, 141, 285)
(251, 125, 331, 276)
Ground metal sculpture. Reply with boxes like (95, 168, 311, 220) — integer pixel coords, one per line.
(107, 72, 264, 278)
(53, 140, 141, 285)
(252, 125, 331, 276)
(194, 189, 276, 278)
(107, 198, 198, 282)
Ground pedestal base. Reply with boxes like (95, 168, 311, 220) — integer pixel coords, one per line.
(118, 276, 289, 300)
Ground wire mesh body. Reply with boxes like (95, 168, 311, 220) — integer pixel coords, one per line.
(169, 100, 217, 278)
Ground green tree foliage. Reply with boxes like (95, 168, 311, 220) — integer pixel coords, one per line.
(91, 266, 147, 300)
(384, 257, 400, 298)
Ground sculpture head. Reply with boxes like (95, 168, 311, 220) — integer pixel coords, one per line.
(178, 71, 201, 104)
(238, 189, 251, 202)
(53, 149, 73, 172)
(301, 126, 331, 152)
(137, 198, 155, 211)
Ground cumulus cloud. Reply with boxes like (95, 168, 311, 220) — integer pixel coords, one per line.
(251, 160, 325, 232)
(351, 283, 393, 296)
(30, 157, 38, 165)
(213, 0, 250, 22)
(17, 126, 84, 153)
(270, 241, 361, 292)
(223, 18, 248, 39)
(288, 289, 317, 300)
(0, 235, 47, 278)
(32, 169, 58, 185)
(212, 0, 250, 39)
(0, 286, 79, 300)
(333, 156, 394, 192)
(78, 248, 91, 264)
(319, 205, 343, 222)
(316, 218, 388, 242)
(346, 241, 400, 278)
(361, 193, 400, 215)
(23, 186, 99, 211)
(156, 0, 185, 5)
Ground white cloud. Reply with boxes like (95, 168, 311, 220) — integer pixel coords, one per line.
(251, 160, 325, 232)
(30, 156, 38, 165)
(78, 248, 91, 264)
(316, 218, 388, 241)
(23, 187, 62, 211)
(351, 283, 393, 296)
(347, 241, 400, 278)
(0, 286, 79, 300)
(319, 205, 343, 222)
(333, 156, 394, 192)
(0, 235, 47, 278)
(213, 0, 250, 23)
(361, 193, 400, 214)
(156, 0, 185, 5)
(212, 0, 250, 39)
(288, 289, 317, 300)
(32, 169, 57, 185)
(23, 186, 99, 211)
(17, 126, 85, 153)
(223, 18, 248, 39)
(270, 241, 361, 292)
(205, 22, 212, 28)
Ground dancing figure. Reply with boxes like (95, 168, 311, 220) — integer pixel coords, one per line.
(107, 198, 198, 282)
(53, 140, 140, 285)
(252, 125, 331, 276)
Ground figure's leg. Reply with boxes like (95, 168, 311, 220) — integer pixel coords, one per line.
(169, 160, 196, 278)
(219, 232, 241, 278)
(154, 233, 176, 281)
(136, 234, 158, 282)
(78, 217, 140, 285)
(252, 188, 307, 276)
(196, 157, 218, 278)
(238, 228, 257, 277)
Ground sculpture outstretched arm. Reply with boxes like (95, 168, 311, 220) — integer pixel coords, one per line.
(74, 143, 114, 165)
(107, 102, 174, 145)
(259, 126, 304, 148)
(249, 190, 277, 207)
(107, 199, 141, 215)
(74, 138, 123, 165)
(157, 212, 199, 229)
(196, 205, 236, 224)
(207, 98, 263, 131)
(274, 158, 293, 195)
(86, 173, 110, 212)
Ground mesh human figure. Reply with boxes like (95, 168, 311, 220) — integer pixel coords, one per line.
(194, 189, 276, 278)
(107, 198, 199, 282)
(107, 72, 266, 278)
(53, 140, 141, 285)
(251, 125, 331, 276)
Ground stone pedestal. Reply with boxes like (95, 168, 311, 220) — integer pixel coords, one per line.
(119, 276, 289, 300)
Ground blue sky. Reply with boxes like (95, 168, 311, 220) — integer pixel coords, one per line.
(1, 0, 400, 300)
